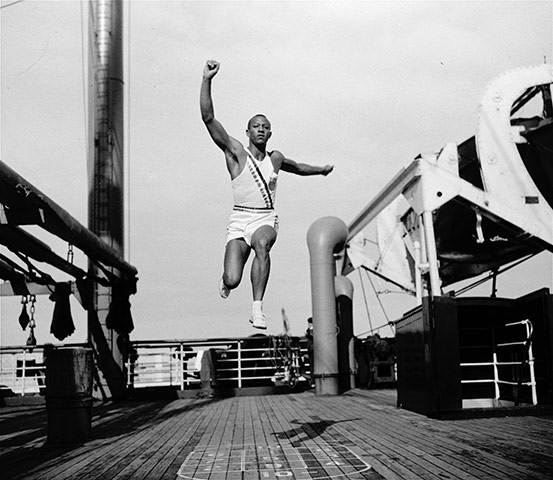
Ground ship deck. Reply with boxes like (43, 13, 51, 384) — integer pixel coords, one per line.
(2, 388, 553, 480)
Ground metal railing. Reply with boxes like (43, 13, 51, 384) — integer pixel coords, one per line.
(0, 345, 48, 396)
(126, 336, 310, 390)
(0, 336, 311, 399)
(460, 319, 537, 405)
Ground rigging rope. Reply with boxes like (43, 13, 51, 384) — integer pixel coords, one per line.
(358, 268, 396, 337)
(0, 0, 25, 10)
(357, 268, 373, 333)
(13, 252, 54, 286)
(365, 268, 391, 326)
(356, 321, 395, 338)
(454, 253, 538, 296)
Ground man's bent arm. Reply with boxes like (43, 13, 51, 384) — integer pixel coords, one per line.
(200, 62, 233, 152)
(281, 157, 334, 176)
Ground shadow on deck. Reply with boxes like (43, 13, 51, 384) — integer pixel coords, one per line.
(1, 388, 552, 480)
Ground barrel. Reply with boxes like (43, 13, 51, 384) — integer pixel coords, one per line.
(46, 347, 93, 444)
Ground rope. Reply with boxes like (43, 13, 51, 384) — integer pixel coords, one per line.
(0, 0, 25, 10)
(357, 321, 395, 338)
(13, 252, 54, 285)
(357, 269, 373, 333)
(361, 269, 395, 337)
(455, 253, 537, 296)
(360, 265, 414, 294)
(0, 252, 28, 276)
(365, 269, 391, 326)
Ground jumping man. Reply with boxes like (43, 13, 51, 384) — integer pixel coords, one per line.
(200, 60, 334, 329)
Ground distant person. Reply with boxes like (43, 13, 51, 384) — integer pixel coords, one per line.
(200, 60, 334, 329)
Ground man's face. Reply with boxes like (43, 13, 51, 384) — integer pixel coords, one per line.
(247, 116, 272, 144)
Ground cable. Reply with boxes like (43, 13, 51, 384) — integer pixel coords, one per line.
(0, 0, 25, 10)
(365, 269, 391, 326)
(356, 322, 395, 338)
(357, 268, 373, 333)
(454, 253, 537, 297)
(356, 267, 397, 338)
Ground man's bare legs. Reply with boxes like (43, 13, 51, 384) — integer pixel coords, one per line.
(221, 226, 276, 329)
(250, 226, 277, 301)
(249, 226, 277, 328)
(222, 239, 250, 295)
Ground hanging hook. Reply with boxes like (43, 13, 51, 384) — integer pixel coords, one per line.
(67, 243, 74, 264)
(29, 294, 36, 326)
(19, 295, 30, 330)
(26, 327, 37, 349)
(26, 295, 37, 350)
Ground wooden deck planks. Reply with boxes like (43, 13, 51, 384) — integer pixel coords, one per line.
(179, 398, 235, 480)
(260, 394, 388, 479)
(161, 401, 224, 479)
(340, 395, 549, 480)
(334, 392, 552, 479)
(109, 404, 208, 480)
(29, 402, 175, 480)
(2, 389, 553, 480)
(329, 396, 509, 479)
(51, 401, 185, 480)
(281, 394, 453, 480)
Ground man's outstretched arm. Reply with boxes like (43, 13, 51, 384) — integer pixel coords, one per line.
(280, 156, 334, 176)
(200, 60, 234, 152)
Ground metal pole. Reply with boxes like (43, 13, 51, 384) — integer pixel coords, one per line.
(422, 210, 441, 297)
(413, 240, 423, 303)
(88, 0, 126, 399)
(238, 341, 242, 389)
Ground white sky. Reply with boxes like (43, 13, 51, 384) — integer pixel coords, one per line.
(1, 0, 552, 346)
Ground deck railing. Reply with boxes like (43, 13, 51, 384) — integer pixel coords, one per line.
(460, 319, 537, 406)
(127, 336, 310, 390)
(0, 344, 69, 397)
(0, 336, 310, 398)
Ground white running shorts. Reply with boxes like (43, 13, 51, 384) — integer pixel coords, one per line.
(226, 208, 279, 246)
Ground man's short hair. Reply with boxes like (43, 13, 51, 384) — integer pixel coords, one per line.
(247, 114, 271, 130)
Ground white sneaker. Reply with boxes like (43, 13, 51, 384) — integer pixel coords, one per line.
(219, 278, 230, 299)
(249, 313, 268, 330)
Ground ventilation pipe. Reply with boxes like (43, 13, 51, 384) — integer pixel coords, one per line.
(335, 275, 355, 392)
(307, 216, 348, 395)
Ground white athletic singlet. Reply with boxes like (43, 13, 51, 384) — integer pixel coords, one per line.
(231, 148, 278, 211)
(226, 148, 279, 246)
